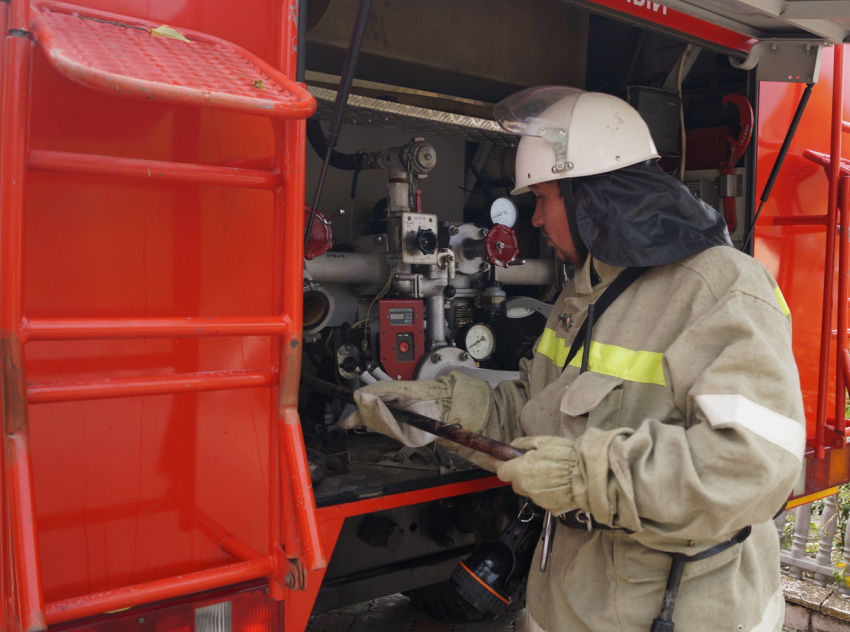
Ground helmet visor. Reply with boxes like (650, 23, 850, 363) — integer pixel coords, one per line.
(494, 86, 585, 136)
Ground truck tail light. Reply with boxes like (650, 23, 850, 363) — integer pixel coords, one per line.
(58, 584, 278, 632)
(194, 601, 231, 632)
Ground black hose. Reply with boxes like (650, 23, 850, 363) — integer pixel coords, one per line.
(306, 119, 363, 170)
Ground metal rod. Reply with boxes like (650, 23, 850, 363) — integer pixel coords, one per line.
(297, 0, 308, 83)
(742, 82, 814, 250)
(282, 407, 325, 570)
(43, 558, 272, 626)
(270, 121, 288, 599)
(836, 175, 850, 434)
(27, 369, 277, 403)
(305, 0, 373, 249)
(28, 150, 281, 189)
(816, 48, 844, 459)
(22, 316, 293, 342)
(301, 375, 527, 461)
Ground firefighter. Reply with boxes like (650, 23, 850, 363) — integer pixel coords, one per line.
(343, 87, 804, 632)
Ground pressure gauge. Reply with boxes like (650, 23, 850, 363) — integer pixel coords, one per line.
(460, 322, 496, 361)
(490, 197, 518, 229)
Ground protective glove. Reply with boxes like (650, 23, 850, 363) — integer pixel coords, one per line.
(340, 387, 442, 448)
(339, 372, 494, 448)
(490, 435, 578, 514)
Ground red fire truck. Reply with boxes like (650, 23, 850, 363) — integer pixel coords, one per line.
(2, 0, 850, 630)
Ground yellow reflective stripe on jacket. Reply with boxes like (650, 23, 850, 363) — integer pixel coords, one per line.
(773, 286, 791, 317)
(537, 328, 571, 366)
(537, 327, 666, 386)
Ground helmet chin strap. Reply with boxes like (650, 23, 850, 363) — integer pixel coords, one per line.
(557, 178, 589, 261)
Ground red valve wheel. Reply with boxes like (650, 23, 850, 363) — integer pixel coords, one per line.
(304, 205, 333, 260)
(484, 224, 519, 267)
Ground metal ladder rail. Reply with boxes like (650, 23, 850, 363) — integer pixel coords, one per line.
(772, 45, 850, 458)
(0, 2, 322, 628)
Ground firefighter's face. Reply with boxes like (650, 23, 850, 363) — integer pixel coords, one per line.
(530, 180, 583, 265)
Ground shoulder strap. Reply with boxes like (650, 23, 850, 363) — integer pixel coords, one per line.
(563, 266, 650, 370)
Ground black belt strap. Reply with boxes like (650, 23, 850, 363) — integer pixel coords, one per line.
(563, 266, 650, 370)
(649, 526, 752, 632)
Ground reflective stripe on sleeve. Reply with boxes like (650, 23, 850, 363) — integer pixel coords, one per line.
(773, 286, 791, 316)
(568, 343, 666, 386)
(694, 394, 805, 462)
(536, 327, 666, 386)
(536, 328, 570, 366)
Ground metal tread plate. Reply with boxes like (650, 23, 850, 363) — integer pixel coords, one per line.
(308, 86, 517, 146)
(30, 0, 316, 119)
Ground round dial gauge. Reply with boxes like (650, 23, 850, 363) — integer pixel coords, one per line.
(462, 323, 496, 361)
(490, 197, 518, 229)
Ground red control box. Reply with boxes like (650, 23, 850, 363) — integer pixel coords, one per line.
(379, 299, 425, 380)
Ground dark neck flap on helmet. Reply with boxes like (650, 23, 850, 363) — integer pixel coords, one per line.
(558, 161, 732, 268)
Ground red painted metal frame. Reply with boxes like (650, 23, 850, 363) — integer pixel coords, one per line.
(0, 0, 326, 628)
(28, 150, 282, 189)
(29, 0, 315, 120)
(26, 368, 278, 403)
(576, 0, 756, 56)
(815, 46, 846, 458)
(837, 174, 850, 438)
(21, 316, 294, 342)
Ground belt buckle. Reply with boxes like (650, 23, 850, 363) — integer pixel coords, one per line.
(575, 509, 593, 533)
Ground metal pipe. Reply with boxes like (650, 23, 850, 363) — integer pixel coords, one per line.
(27, 369, 277, 404)
(28, 150, 280, 189)
(307, 252, 556, 287)
(270, 121, 287, 599)
(301, 375, 526, 461)
(281, 407, 325, 570)
(305, 252, 386, 284)
(426, 295, 446, 345)
(836, 175, 850, 435)
(305, 0, 373, 249)
(1, 28, 45, 631)
(496, 258, 557, 286)
(816, 47, 844, 458)
(220, 536, 267, 562)
(22, 316, 293, 342)
(43, 558, 272, 626)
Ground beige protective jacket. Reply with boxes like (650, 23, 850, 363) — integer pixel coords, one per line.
(456, 246, 805, 632)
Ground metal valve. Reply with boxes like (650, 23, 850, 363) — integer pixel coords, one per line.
(483, 224, 519, 267)
(304, 205, 342, 260)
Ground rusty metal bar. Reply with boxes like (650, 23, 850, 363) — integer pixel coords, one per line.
(22, 316, 293, 342)
(301, 375, 527, 461)
(27, 369, 277, 404)
(28, 150, 281, 190)
(43, 558, 272, 626)
(816, 45, 845, 459)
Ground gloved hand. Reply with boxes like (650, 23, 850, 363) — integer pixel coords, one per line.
(340, 386, 442, 448)
(339, 372, 494, 449)
(490, 435, 578, 514)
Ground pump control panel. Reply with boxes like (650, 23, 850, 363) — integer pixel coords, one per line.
(379, 299, 425, 380)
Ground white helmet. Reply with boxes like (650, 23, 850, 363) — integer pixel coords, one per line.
(495, 86, 660, 195)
